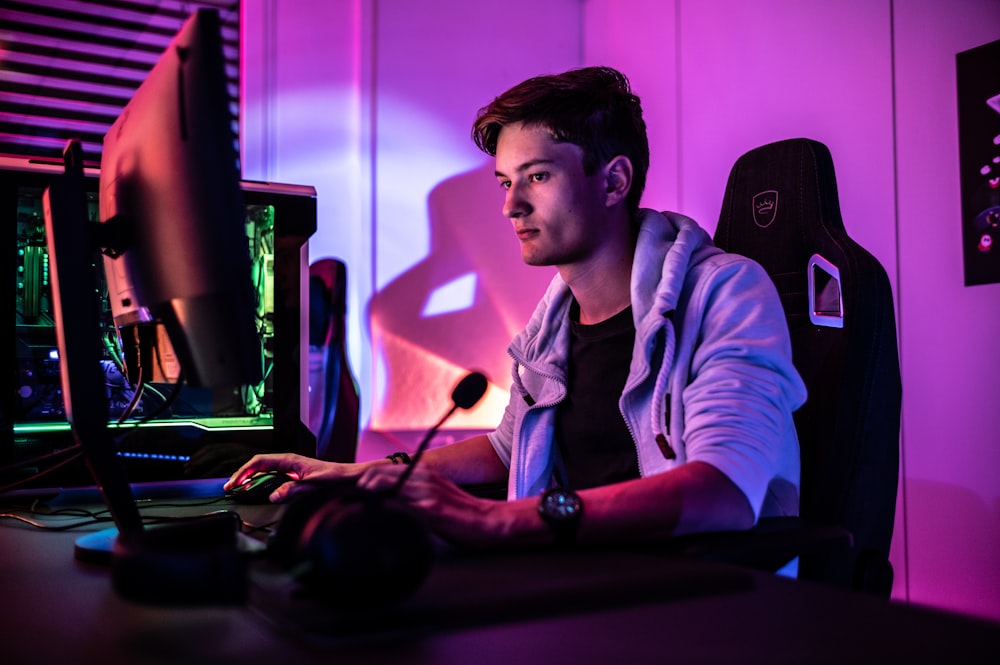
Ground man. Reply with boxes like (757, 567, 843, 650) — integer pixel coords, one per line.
(225, 67, 806, 549)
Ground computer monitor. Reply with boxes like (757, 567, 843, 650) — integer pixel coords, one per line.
(28, 9, 307, 599)
(2, 10, 316, 494)
(98, 8, 259, 390)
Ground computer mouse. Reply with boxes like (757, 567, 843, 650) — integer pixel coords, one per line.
(226, 471, 294, 504)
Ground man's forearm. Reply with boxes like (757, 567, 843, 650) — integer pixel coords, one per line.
(575, 461, 755, 544)
(422, 434, 510, 486)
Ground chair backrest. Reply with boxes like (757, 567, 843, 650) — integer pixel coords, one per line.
(713, 138, 901, 592)
(308, 258, 360, 463)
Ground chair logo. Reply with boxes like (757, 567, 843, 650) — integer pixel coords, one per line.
(752, 190, 778, 228)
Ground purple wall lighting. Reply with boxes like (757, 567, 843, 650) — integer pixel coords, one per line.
(245, 0, 1000, 625)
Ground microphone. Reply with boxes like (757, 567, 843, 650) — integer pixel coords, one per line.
(452, 370, 490, 409)
(276, 370, 489, 608)
(391, 371, 488, 492)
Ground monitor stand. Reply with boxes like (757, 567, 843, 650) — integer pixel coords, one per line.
(43, 140, 146, 547)
(75, 528, 120, 564)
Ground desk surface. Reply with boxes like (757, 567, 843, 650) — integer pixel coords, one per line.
(1, 488, 998, 665)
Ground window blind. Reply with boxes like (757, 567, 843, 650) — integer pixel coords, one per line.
(0, 0, 240, 167)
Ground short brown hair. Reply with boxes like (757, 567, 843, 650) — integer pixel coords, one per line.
(472, 66, 649, 214)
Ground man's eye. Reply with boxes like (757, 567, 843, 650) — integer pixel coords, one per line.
(530, 173, 548, 183)
(498, 180, 511, 190)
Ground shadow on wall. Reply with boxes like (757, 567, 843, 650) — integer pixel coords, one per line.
(368, 164, 555, 429)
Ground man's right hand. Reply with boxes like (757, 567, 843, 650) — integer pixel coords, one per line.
(223, 453, 374, 503)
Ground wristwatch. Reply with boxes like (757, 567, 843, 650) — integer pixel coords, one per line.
(538, 487, 583, 547)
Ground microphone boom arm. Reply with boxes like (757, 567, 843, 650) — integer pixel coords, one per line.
(389, 372, 487, 495)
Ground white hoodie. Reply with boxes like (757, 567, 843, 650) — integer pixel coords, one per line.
(488, 209, 808, 522)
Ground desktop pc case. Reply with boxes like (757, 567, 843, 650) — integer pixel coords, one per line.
(2, 157, 317, 489)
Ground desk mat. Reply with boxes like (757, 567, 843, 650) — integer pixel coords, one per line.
(248, 546, 754, 644)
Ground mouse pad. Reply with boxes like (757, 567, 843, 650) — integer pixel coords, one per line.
(247, 546, 754, 643)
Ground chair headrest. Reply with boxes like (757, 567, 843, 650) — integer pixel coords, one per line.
(309, 258, 347, 347)
(715, 138, 847, 277)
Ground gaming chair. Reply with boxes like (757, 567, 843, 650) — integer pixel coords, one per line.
(308, 258, 360, 463)
(712, 138, 902, 595)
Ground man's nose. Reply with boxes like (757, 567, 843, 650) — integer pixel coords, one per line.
(503, 183, 531, 219)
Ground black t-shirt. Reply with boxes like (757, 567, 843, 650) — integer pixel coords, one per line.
(554, 303, 640, 490)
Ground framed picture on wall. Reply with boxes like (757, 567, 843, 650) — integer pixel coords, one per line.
(957, 38, 1000, 286)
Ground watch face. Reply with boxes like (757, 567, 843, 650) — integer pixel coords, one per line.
(542, 489, 581, 521)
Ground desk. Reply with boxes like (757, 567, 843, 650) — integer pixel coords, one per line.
(1, 489, 997, 664)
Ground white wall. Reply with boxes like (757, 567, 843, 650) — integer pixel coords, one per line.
(242, 0, 373, 421)
(243, 0, 1000, 623)
(364, 0, 581, 430)
(893, 0, 1000, 622)
(591, 0, 1000, 624)
(242, 0, 581, 430)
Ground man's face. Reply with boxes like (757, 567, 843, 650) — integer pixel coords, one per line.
(494, 122, 609, 268)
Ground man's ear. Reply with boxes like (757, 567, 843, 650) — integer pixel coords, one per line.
(603, 155, 633, 207)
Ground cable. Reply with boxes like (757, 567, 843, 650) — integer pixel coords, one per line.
(0, 502, 251, 533)
(0, 512, 113, 531)
(0, 448, 86, 494)
(116, 365, 147, 424)
(111, 371, 186, 446)
(0, 443, 82, 476)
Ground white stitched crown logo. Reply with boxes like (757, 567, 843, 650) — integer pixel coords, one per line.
(752, 190, 778, 228)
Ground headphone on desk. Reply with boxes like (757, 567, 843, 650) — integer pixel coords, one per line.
(269, 372, 488, 608)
